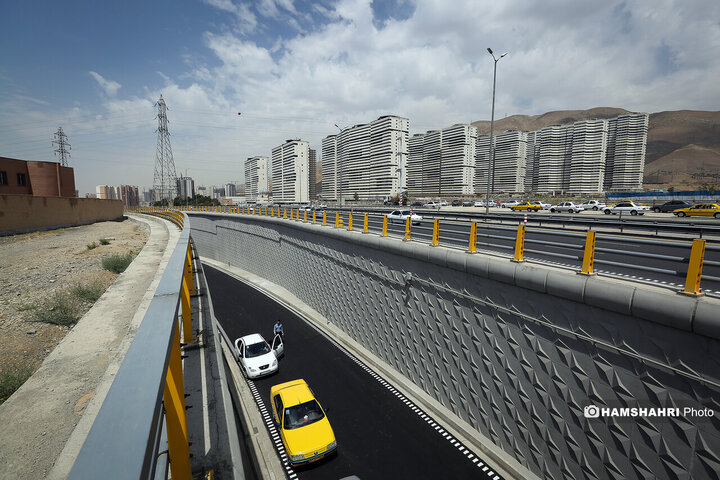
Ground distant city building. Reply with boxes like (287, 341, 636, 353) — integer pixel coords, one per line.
(0, 156, 75, 197)
(245, 156, 269, 202)
(271, 139, 310, 203)
(476, 130, 527, 194)
(176, 177, 195, 199)
(322, 115, 408, 202)
(604, 113, 649, 191)
(408, 124, 476, 197)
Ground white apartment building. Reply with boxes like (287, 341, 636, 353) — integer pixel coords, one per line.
(407, 124, 476, 197)
(568, 119, 608, 194)
(323, 115, 408, 202)
(245, 156, 269, 202)
(605, 113, 649, 191)
(271, 139, 310, 203)
(476, 130, 526, 194)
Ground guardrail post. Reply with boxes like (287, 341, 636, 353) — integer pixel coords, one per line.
(164, 321, 191, 480)
(363, 214, 369, 233)
(348, 212, 353, 231)
(404, 216, 411, 241)
(468, 222, 477, 253)
(432, 219, 439, 246)
(382, 215, 388, 236)
(579, 231, 597, 275)
(513, 224, 526, 262)
(323, 211, 327, 226)
(680, 239, 706, 296)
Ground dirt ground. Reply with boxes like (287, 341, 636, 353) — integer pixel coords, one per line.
(0, 219, 149, 382)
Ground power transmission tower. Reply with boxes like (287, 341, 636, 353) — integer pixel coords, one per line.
(152, 95, 178, 204)
(52, 127, 71, 166)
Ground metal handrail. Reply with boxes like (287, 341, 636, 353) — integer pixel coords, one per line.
(69, 214, 192, 480)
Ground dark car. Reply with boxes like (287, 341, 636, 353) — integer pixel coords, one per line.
(451, 199, 461, 206)
(652, 200, 693, 213)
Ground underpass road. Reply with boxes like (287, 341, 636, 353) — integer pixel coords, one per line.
(204, 264, 503, 480)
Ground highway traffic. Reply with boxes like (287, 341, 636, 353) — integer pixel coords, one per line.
(204, 265, 504, 480)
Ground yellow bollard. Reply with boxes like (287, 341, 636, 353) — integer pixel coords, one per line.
(681, 239, 706, 296)
(431, 219, 439, 246)
(468, 222, 477, 253)
(348, 212, 353, 231)
(579, 231, 597, 275)
(513, 224, 526, 262)
(404, 216, 411, 241)
(363, 213, 369, 233)
(382, 215, 388, 236)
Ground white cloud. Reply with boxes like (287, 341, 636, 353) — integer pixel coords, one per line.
(89, 71, 122, 97)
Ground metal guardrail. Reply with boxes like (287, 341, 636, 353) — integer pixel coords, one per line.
(69, 210, 196, 480)
(175, 205, 718, 296)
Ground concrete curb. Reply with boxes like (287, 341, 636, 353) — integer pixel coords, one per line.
(201, 257, 539, 480)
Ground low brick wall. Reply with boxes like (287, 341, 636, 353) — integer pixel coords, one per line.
(0, 194, 124, 235)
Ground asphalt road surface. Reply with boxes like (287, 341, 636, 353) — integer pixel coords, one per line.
(204, 264, 503, 480)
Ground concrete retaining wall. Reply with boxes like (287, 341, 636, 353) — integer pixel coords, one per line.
(189, 213, 720, 480)
(0, 194, 124, 235)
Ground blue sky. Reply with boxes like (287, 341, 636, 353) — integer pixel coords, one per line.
(1, 0, 719, 196)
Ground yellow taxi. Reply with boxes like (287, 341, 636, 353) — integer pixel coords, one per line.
(673, 203, 720, 218)
(270, 379, 337, 466)
(510, 201, 542, 212)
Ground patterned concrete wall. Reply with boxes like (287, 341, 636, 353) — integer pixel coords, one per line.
(190, 213, 720, 480)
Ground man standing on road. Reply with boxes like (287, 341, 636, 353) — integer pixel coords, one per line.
(273, 319, 284, 343)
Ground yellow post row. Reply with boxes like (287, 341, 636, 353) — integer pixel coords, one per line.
(363, 214, 369, 233)
(348, 212, 353, 231)
(513, 224, 526, 262)
(164, 321, 191, 480)
(432, 219, 439, 246)
(681, 239, 706, 296)
(382, 216, 388, 236)
(468, 222, 477, 253)
(580, 231, 597, 275)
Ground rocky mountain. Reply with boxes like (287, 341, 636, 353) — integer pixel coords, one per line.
(471, 108, 720, 191)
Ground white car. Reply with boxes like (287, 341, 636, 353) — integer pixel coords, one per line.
(234, 333, 284, 379)
(387, 210, 423, 225)
(500, 200, 520, 208)
(603, 201, 650, 216)
(549, 202, 585, 213)
(580, 200, 606, 211)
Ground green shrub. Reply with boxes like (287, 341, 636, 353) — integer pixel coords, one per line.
(0, 362, 36, 405)
(102, 253, 134, 273)
(86, 242, 98, 250)
(99, 238, 110, 245)
(70, 283, 105, 302)
(32, 291, 79, 325)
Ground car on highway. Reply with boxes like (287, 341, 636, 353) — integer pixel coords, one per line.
(673, 203, 720, 218)
(234, 333, 283, 378)
(510, 201, 542, 212)
(652, 200, 693, 213)
(271, 379, 337, 466)
(387, 210, 423, 225)
(549, 202, 585, 213)
(602, 201, 650, 215)
(500, 200, 520, 208)
(579, 200, 606, 211)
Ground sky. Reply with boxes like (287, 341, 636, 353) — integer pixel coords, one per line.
(1, 0, 719, 196)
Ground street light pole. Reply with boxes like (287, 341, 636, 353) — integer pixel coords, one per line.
(485, 48, 507, 215)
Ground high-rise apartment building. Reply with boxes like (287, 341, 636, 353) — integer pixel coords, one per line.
(271, 139, 310, 203)
(476, 130, 526, 193)
(569, 120, 608, 194)
(322, 115, 408, 202)
(176, 177, 194, 199)
(245, 156, 269, 202)
(407, 124, 476, 197)
(604, 113, 649, 191)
